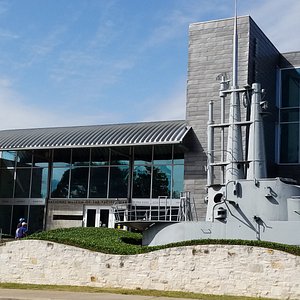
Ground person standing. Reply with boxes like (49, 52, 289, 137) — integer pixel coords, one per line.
(17, 222, 28, 239)
(15, 223, 22, 239)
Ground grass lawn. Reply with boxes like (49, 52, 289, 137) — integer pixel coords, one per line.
(0, 283, 278, 300)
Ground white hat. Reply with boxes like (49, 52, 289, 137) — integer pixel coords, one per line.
(22, 222, 27, 226)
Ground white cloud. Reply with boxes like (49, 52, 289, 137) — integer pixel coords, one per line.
(142, 81, 186, 122)
(0, 28, 18, 39)
(1, 0, 298, 131)
(0, 77, 120, 129)
(241, 0, 300, 52)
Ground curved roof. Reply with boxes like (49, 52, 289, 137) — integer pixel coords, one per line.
(0, 120, 190, 150)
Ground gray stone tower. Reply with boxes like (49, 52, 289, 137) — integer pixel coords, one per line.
(185, 16, 279, 219)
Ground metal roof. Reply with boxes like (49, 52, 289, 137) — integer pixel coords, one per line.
(0, 120, 190, 150)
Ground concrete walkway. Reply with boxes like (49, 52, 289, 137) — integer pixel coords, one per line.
(0, 289, 190, 300)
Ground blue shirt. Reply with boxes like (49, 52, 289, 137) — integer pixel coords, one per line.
(17, 226, 28, 238)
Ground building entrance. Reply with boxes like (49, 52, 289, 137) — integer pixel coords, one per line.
(84, 206, 114, 228)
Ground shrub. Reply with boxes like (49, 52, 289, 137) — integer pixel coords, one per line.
(27, 227, 300, 256)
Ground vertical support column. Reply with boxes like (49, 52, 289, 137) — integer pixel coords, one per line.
(207, 100, 214, 186)
(219, 75, 229, 184)
(44, 149, 53, 231)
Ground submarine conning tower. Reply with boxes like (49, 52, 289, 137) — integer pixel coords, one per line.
(205, 6, 300, 229)
(206, 6, 268, 187)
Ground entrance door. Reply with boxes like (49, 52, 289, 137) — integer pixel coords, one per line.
(84, 206, 114, 228)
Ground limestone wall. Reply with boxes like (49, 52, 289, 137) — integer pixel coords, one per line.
(0, 240, 299, 299)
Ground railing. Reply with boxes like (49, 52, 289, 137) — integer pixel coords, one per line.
(114, 192, 198, 223)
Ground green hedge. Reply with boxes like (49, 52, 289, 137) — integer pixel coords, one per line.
(154, 238, 300, 256)
(27, 227, 300, 256)
(28, 227, 144, 255)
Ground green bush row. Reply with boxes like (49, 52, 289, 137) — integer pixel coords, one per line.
(27, 227, 300, 256)
(28, 227, 144, 255)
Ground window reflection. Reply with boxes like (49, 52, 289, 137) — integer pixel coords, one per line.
(152, 165, 171, 198)
(0, 169, 14, 198)
(15, 168, 31, 198)
(0, 151, 16, 168)
(33, 150, 50, 167)
(70, 167, 89, 198)
(109, 166, 129, 198)
(280, 68, 300, 163)
(133, 166, 151, 198)
(132, 145, 185, 199)
(17, 151, 33, 167)
(281, 68, 300, 108)
(133, 146, 152, 165)
(280, 123, 299, 163)
(53, 149, 71, 167)
(153, 145, 172, 165)
(91, 148, 109, 166)
(0, 145, 185, 200)
(72, 148, 90, 166)
(110, 148, 130, 165)
(173, 165, 184, 198)
(51, 168, 70, 198)
(173, 149, 184, 165)
(89, 167, 108, 198)
(31, 168, 48, 198)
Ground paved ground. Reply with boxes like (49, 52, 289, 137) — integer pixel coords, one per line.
(0, 289, 190, 300)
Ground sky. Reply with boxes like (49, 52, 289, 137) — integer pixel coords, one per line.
(0, 0, 299, 130)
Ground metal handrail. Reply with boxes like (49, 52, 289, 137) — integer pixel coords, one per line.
(113, 193, 198, 223)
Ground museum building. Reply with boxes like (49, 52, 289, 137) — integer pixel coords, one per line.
(1, 15, 300, 236)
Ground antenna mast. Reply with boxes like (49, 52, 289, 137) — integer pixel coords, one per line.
(225, 0, 244, 182)
(232, 0, 238, 88)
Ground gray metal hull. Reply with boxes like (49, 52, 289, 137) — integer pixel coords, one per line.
(143, 178, 300, 246)
(143, 220, 300, 246)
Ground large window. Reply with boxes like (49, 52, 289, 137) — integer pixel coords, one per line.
(0, 145, 184, 200)
(0, 150, 49, 198)
(51, 167, 70, 198)
(280, 67, 300, 163)
(51, 148, 130, 199)
(132, 145, 184, 199)
(89, 167, 108, 198)
(0, 168, 14, 198)
(109, 165, 129, 198)
(70, 148, 90, 198)
(0, 151, 15, 198)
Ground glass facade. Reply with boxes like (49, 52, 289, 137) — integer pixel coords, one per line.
(49, 145, 183, 199)
(50, 147, 131, 199)
(0, 144, 185, 234)
(0, 150, 49, 198)
(132, 145, 184, 199)
(0, 150, 49, 235)
(0, 146, 184, 200)
(0, 204, 45, 236)
(280, 67, 300, 163)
